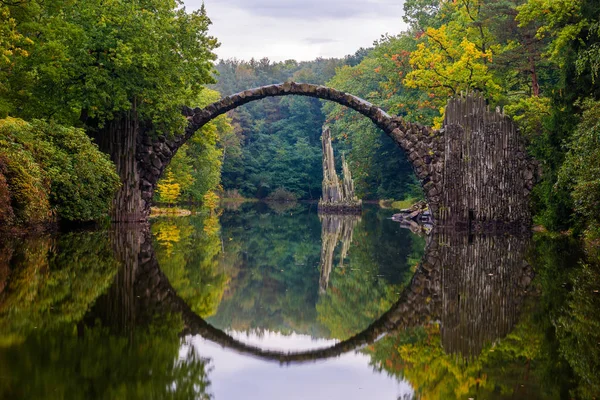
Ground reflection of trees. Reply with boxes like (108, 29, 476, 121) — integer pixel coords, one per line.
(265, 200, 301, 215)
(553, 244, 600, 399)
(316, 209, 421, 340)
(152, 214, 229, 318)
(0, 319, 212, 400)
(557, 261, 600, 399)
(11, 210, 600, 397)
(87, 225, 214, 399)
(208, 204, 325, 336)
(0, 232, 119, 342)
(210, 204, 422, 340)
(0, 227, 213, 399)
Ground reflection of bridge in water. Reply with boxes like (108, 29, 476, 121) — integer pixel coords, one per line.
(89, 225, 533, 364)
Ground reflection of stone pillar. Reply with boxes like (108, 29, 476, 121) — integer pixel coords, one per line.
(86, 224, 148, 335)
(318, 214, 361, 293)
(436, 232, 533, 358)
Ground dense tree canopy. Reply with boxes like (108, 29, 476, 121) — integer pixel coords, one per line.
(1, 0, 218, 132)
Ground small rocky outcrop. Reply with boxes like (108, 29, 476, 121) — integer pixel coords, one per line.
(392, 200, 433, 234)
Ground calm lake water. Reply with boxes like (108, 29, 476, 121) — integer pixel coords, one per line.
(0, 203, 598, 399)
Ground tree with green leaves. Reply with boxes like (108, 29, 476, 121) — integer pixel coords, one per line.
(1, 0, 218, 221)
(323, 36, 427, 201)
(558, 99, 600, 234)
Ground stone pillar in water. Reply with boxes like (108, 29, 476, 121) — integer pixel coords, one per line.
(319, 126, 362, 214)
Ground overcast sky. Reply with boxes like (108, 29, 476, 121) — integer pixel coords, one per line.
(183, 0, 408, 62)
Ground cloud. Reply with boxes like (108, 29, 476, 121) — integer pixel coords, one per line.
(303, 37, 338, 45)
(211, 0, 403, 19)
(184, 0, 407, 62)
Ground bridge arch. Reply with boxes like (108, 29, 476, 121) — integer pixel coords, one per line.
(138, 82, 445, 221)
(134, 235, 440, 364)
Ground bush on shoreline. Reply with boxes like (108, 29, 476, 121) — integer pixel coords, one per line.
(0, 117, 120, 226)
(265, 188, 297, 203)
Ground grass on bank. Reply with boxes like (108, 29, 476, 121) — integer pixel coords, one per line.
(150, 207, 192, 217)
(379, 197, 422, 210)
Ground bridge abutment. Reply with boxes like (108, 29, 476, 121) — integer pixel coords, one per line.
(438, 94, 537, 231)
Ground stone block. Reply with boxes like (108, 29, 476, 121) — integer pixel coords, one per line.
(149, 167, 160, 177)
(150, 155, 162, 169)
(316, 85, 329, 98)
(265, 85, 279, 95)
(428, 185, 439, 197)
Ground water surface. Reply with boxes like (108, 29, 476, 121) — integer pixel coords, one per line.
(0, 203, 598, 399)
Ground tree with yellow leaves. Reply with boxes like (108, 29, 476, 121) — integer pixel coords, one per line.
(156, 171, 181, 207)
(404, 0, 502, 126)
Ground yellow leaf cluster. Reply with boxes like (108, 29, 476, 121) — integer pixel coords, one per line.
(156, 170, 181, 205)
(404, 0, 502, 118)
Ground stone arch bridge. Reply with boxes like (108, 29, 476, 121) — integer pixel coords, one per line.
(133, 82, 536, 229)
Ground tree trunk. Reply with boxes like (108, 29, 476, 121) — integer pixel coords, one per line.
(530, 56, 540, 97)
(92, 112, 148, 222)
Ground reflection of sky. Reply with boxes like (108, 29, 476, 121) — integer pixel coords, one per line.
(181, 330, 414, 400)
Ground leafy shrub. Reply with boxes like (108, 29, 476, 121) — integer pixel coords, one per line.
(0, 146, 51, 225)
(265, 188, 297, 202)
(0, 117, 120, 223)
(156, 170, 181, 206)
(558, 99, 600, 229)
(30, 120, 121, 221)
(0, 231, 119, 337)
